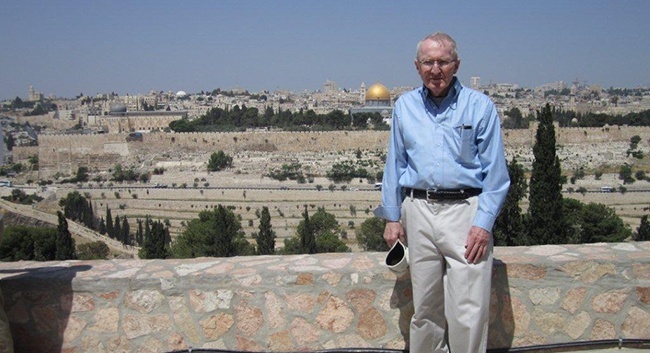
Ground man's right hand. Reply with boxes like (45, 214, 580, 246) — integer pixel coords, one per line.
(383, 221, 405, 247)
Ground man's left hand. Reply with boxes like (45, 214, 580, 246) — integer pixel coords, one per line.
(464, 226, 491, 264)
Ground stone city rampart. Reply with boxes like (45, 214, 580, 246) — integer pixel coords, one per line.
(11, 125, 650, 179)
(0, 242, 648, 353)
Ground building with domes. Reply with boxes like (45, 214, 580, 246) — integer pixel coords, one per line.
(350, 82, 393, 125)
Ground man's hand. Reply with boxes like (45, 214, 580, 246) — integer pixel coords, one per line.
(464, 226, 491, 264)
(383, 221, 405, 247)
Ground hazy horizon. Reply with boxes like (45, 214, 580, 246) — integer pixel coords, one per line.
(2, 0, 649, 100)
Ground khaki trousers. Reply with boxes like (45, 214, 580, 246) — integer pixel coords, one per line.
(402, 196, 492, 353)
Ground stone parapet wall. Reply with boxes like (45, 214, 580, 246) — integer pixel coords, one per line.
(0, 242, 648, 353)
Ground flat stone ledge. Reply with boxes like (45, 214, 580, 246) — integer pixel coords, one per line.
(0, 242, 648, 352)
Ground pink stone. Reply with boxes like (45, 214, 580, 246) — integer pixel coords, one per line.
(200, 313, 234, 340)
(633, 263, 650, 280)
(560, 261, 616, 284)
(90, 308, 119, 333)
(123, 290, 164, 313)
(622, 306, 650, 338)
(203, 262, 236, 275)
(68, 293, 95, 312)
(236, 335, 264, 351)
(637, 287, 650, 304)
(98, 292, 119, 301)
(235, 300, 264, 336)
(562, 287, 587, 314)
(168, 297, 202, 343)
(506, 264, 546, 280)
(264, 292, 286, 329)
(268, 330, 293, 351)
(351, 255, 375, 271)
(296, 273, 314, 285)
(322, 272, 342, 286)
(590, 318, 616, 340)
(290, 317, 319, 345)
(135, 337, 163, 353)
(346, 289, 376, 311)
(564, 311, 590, 339)
(189, 289, 233, 312)
(316, 296, 354, 333)
(322, 257, 352, 270)
(534, 310, 565, 335)
(166, 333, 186, 351)
(286, 293, 315, 313)
(357, 308, 387, 339)
(122, 314, 172, 339)
(503, 296, 530, 338)
(591, 289, 629, 313)
(61, 314, 87, 346)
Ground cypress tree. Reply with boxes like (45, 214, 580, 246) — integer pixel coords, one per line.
(55, 211, 76, 260)
(106, 207, 114, 238)
(300, 206, 317, 254)
(527, 104, 566, 244)
(121, 216, 130, 245)
(98, 217, 106, 235)
(136, 218, 144, 246)
(493, 158, 529, 246)
(114, 215, 121, 243)
(636, 215, 650, 241)
(139, 219, 169, 259)
(254, 206, 276, 255)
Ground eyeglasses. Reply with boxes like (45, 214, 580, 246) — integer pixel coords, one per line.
(419, 59, 456, 70)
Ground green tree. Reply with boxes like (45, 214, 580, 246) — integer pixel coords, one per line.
(527, 104, 566, 245)
(356, 217, 389, 251)
(171, 205, 253, 258)
(77, 241, 110, 260)
(106, 207, 114, 238)
(121, 216, 131, 245)
(253, 206, 276, 255)
(493, 158, 529, 246)
(636, 215, 650, 241)
(578, 203, 631, 243)
(0, 226, 58, 261)
(55, 211, 76, 260)
(139, 218, 170, 259)
(76, 166, 89, 182)
(299, 206, 317, 254)
(284, 207, 349, 254)
(207, 151, 233, 172)
(618, 163, 635, 184)
(59, 191, 87, 223)
(169, 118, 195, 132)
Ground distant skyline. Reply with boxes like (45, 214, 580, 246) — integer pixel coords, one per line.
(1, 0, 649, 100)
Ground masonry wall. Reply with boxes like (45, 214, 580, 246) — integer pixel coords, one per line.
(11, 125, 650, 179)
(0, 242, 648, 353)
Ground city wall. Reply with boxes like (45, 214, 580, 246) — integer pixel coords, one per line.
(0, 242, 648, 353)
(12, 125, 650, 179)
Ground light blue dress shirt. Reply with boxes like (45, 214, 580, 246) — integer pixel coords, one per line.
(374, 78, 510, 232)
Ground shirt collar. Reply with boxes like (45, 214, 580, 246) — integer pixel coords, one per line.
(420, 77, 462, 109)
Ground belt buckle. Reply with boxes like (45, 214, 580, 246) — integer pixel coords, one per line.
(425, 188, 437, 201)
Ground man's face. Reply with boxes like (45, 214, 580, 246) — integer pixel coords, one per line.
(415, 39, 460, 97)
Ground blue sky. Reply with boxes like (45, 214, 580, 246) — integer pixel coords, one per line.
(1, 0, 648, 100)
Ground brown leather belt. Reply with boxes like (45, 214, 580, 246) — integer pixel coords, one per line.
(404, 187, 482, 200)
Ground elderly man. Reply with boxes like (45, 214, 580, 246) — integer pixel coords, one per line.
(375, 32, 510, 353)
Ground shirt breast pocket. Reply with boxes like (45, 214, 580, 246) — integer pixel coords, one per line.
(457, 125, 476, 162)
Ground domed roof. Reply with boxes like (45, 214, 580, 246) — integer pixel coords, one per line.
(366, 83, 391, 101)
(176, 90, 188, 97)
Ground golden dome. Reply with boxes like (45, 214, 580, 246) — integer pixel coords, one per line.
(366, 83, 391, 101)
